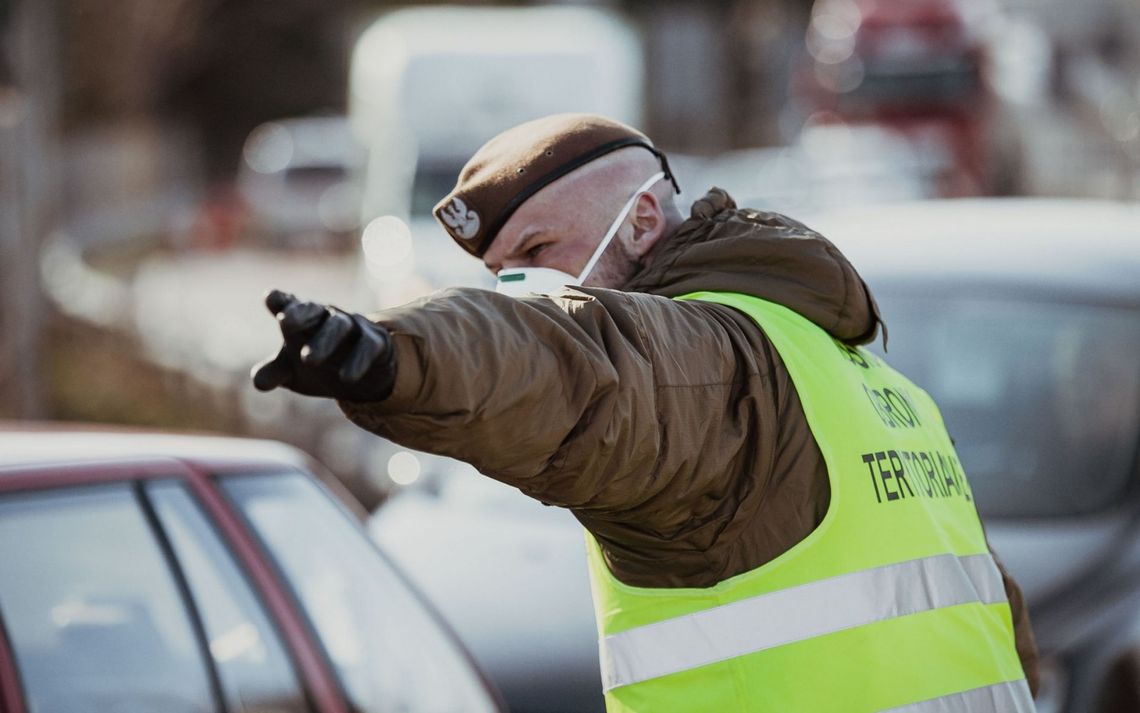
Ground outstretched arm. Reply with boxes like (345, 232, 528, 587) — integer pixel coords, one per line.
(332, 286, 766, 513)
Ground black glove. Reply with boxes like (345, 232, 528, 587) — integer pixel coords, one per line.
(251, 289, 396, 402)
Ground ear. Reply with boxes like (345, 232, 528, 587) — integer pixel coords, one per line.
(624, 192, 668, 258)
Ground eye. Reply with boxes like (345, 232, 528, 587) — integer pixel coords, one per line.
(526, 242, 549, 260)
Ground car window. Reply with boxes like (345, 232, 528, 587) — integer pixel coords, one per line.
(222, 472, 499, 713)
(147, 481, 311, 713)
(0, 485, 216, 713)
(870, 294, 1140, 518)
(846, 57, 980, 108)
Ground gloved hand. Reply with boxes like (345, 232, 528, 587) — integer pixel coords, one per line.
(251, 289, 396, 402)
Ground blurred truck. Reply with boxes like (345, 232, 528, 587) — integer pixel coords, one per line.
(347, 5, 645, 306)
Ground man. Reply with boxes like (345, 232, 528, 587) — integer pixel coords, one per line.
(253, 114, 1038, 712)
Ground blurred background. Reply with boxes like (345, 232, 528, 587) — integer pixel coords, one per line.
(3, 2, 1140, 711)
(3, 0, 1138, 508)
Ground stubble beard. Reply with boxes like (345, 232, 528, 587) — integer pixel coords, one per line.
(583, 238, 643, 290)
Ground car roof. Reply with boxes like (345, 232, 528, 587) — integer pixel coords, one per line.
(0, 422, 308, 471)
(804, 198, 1140, 302)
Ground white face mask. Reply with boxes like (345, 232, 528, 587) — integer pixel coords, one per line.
(495, 172, 665, 297)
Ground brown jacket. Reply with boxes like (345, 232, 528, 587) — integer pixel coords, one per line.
(340, 188, 1039, 693)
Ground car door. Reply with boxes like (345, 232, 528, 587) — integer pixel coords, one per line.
(0, 461, 314, 713)
(215, 468, 504, 713)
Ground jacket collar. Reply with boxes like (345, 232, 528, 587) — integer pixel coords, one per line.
(622, 188, 884, 346)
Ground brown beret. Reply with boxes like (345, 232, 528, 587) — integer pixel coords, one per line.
(433, 113, 679, 258)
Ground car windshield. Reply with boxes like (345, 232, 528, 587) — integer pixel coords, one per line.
(221, 472, 498, 713)
(869, 293, 1140, 518)
(848, 57, 980, 107)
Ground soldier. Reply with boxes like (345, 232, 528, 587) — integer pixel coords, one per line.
(253, 114, 1037, 712)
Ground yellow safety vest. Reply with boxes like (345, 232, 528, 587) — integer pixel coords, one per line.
(585, 292, 1032, 713)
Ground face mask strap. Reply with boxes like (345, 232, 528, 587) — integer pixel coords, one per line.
(575, 172, 665, 284)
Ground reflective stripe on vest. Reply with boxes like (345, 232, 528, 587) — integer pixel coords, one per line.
(585, 292, 1032, 713)
(600, 552, 1005, 691)
(881, 681, 1035, 713)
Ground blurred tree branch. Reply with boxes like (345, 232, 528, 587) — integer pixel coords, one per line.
(159, 0, 353, 178)
(0, 0, 61, 418)
(63, 0, 224, 126)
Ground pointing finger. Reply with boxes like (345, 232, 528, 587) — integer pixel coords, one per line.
(265, 289, 298, 315)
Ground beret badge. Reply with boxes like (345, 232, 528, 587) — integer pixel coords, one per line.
(438, 196, 481, 240)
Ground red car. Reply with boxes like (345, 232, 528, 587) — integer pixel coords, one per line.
(795, 0, 1011, 196)
(0, 425, 503, 713)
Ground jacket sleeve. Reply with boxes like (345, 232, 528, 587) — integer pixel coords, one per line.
(338, 285, 757, 512)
